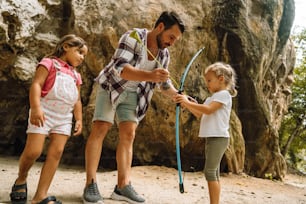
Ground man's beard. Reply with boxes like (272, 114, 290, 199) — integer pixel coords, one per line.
(156, 32, 164, 49)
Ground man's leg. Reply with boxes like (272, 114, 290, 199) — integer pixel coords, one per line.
(85, 121, 111, 185)
(83, 121, 111, 204)
(117, 121, 137, 187)
(111, 121, 145, 203)
(85, 86, 114, 185)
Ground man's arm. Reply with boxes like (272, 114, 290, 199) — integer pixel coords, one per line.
(120, 64, 170, 83)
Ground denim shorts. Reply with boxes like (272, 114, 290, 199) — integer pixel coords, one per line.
(93, 86, 138, 124)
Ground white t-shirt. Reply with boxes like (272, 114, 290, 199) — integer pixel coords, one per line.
(199, 90, 232, 138)
(124, 34, 157, 91)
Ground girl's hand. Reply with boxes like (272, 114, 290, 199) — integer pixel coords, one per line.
(172, 93, 189, 104)
(187, 96, 198, 103)
(30, 107, 45, 127)
(73, 120, 82, 136)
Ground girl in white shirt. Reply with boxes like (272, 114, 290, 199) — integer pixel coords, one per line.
(173, 62, 237, 204)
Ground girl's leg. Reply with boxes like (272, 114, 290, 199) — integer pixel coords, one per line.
(204, 137, 229, 204)
(15, 133, 46, 185)
(31, 133, 68, 203)
(11, 133, 45, 203)
(207, 181, 220, 204)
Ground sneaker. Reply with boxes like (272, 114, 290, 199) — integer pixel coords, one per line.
(111, 183, 145, 204)
(83, 179, 103, 204)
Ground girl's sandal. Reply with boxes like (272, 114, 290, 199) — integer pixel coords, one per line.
(10, 182, 27, 204)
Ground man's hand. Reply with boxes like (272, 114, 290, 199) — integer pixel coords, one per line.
(150, 68, 169, 83)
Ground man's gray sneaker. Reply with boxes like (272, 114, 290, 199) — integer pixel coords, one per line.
(83, 179, 103, 204)
(111, 183, 145, 204)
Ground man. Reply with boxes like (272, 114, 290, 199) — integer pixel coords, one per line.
(83, 11, 185, 204)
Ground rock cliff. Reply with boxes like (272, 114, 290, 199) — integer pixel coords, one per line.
(0, 0, 295, 179)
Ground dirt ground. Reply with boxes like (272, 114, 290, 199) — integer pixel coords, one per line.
(0, 156, 305, 204)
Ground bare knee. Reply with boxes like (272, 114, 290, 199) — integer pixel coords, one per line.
(45, 143, 66, 161)
(119, 122, 137, 142)
(89, 121, 112, 140)
(22, 148, 42, 162)
(121, 129, 135, 142)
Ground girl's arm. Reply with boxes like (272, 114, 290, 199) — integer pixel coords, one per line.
(173, 94, 223, 118)
(73, 85, 83, 136)
(29, 65, 48, 127)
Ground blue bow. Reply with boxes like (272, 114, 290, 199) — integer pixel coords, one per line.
(175, 47, 205, 193)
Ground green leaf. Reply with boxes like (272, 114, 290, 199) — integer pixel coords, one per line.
(129, 30, 142, 43)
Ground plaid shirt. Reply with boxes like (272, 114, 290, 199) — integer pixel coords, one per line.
(95, 28, 171, 121)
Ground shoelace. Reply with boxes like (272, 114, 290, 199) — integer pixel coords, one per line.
(126, 184, 138, 195)
(88, 182, 100, 195)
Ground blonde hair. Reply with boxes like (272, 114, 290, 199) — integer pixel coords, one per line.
(204, 62, 237, 97)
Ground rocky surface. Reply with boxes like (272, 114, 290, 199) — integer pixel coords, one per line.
(0, 0, 296, 178)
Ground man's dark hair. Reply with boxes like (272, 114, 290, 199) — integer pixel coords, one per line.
(154, 11, 185, 33)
